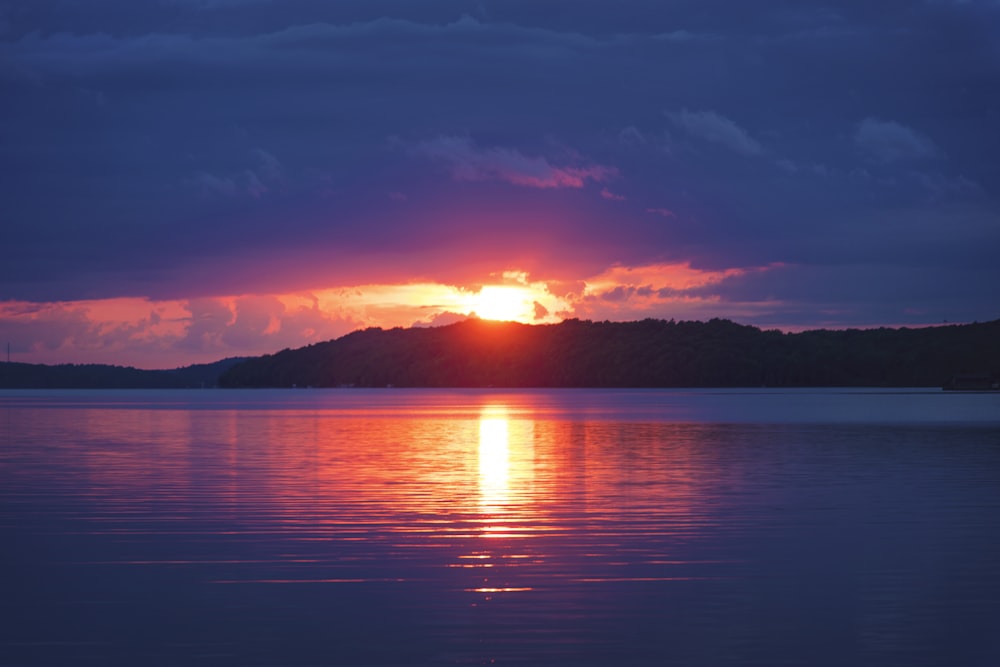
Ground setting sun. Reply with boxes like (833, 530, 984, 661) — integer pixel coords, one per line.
(468, 285, 533, 322)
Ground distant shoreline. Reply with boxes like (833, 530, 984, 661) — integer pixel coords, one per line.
(7, 317, 995, 390)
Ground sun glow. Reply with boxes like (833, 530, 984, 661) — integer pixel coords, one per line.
(2, 260, 789, 368)
(467, 285, 535, 322)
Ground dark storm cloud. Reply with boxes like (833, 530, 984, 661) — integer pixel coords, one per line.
(1, 0, 998, 326)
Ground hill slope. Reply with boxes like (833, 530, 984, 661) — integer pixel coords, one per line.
(218, 318, 1000, 388)
(0, 357, 247, 389)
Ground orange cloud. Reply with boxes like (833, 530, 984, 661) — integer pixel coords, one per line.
(581, 262, 753, 295)
(1, 262, 787, 368)
(0, 298, 189, 368)
(562, 261, 785, 323)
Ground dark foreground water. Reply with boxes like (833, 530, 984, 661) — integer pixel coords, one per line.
(2, 388, 999, 666)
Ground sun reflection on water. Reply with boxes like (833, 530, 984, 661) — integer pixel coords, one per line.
(470, 405, 538, 598)
(478, 407, 510, 515)
(4, 392, 996, 666)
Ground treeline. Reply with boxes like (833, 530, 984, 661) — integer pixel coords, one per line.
(219, 317, 1000, 389)
(0, 357, 246, 389)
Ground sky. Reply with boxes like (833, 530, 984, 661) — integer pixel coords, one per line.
(2, 0, 998, 368)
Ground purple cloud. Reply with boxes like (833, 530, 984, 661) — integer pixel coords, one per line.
(413, 136, 617, 189)
(667, 109, 763, 156)
(855, 118, 938, 162)
(646, 207, 675, 218)
(189, 149, 284, 199)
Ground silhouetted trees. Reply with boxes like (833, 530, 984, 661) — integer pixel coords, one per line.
(0, 358, 246, 389)
(5, 319, 996, 390)
(218, 317, 1000, 389)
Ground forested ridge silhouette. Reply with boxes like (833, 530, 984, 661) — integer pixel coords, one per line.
(218, 317, 1000, 389)
(4, 319, 996, 389)
(0, 357, 246, 389)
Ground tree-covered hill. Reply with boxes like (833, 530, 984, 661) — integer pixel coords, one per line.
(0, 357, 247, 389)
(218, 318, 1000, 389)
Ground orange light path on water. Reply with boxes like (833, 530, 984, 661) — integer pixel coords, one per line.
(41, 395, 737, 602)
(478, 407, 511, 513)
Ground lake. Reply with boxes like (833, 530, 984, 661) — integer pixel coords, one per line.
(2, 388, 999, 666)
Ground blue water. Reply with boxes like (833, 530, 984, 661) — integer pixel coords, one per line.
(2, 388, 999, 666)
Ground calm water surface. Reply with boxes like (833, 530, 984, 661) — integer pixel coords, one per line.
(2, 388, 999, 666)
